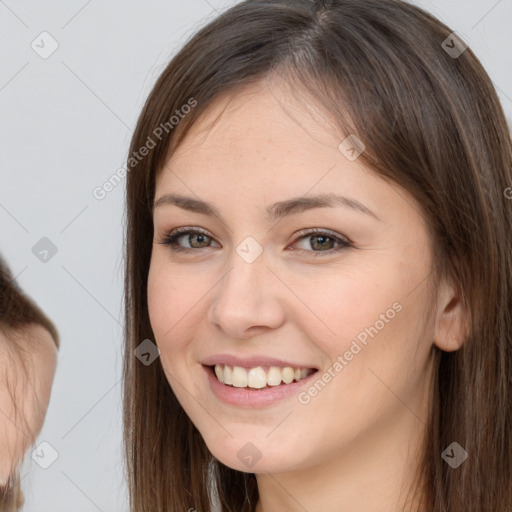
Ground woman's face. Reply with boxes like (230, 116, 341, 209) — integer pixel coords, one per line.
(148, 79, 443, 475)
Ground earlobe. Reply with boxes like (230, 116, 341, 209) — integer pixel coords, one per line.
(432, 278, 468, 352)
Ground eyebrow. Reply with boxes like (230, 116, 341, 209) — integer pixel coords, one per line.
(152, 192, 380, 222)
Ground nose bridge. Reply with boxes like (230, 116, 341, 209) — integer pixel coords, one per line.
(218, 236, 268, 308)
(208, 236, 284, 335)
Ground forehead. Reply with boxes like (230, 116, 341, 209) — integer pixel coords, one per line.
(157, 80, 372, 190)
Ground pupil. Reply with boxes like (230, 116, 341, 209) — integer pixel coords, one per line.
(313, 235, 331, 250)
(193, 234, 207, 247)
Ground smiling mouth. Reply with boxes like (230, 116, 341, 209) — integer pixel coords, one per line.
(208, 364, 318, 390)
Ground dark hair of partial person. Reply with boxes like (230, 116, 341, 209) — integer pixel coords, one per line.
(0, 254, 60, 511)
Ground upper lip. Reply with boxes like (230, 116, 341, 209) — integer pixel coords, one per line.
(201, 354, 318, 370)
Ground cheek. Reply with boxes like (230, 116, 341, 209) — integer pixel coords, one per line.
(299, 259, 429, 384)
(148, 260, 190, 336)
(147, 258, 210, 369)
(292, 264, 398, 349)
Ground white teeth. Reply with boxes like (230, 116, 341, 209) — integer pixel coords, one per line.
(267, 366, 282, 386)
(223, 365, 233, 385)
(213, 364, 315, 389)
(282, 367, 295, 384)
(247, 367, 267, 389)
(232, 366, 248, 388)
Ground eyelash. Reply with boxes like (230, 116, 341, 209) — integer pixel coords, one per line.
(157, 226, 351, 257)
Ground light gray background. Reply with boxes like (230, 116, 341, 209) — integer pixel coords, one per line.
(0, 1, 510, 510)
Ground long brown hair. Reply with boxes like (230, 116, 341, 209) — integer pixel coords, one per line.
(122, 0, 512, 510)
(0, 254, 60, 511)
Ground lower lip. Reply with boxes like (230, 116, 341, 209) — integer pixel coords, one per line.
(203, 365, 318, 407)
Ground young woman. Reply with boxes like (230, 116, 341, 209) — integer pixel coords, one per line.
(122, 0, 512, 510)
(0, 255, 59, 511)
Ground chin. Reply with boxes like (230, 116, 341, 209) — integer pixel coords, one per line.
(203, 434, 303, 474)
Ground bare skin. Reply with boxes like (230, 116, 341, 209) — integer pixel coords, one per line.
(147, 78, 466, 511)
(0, 324, 57, 486)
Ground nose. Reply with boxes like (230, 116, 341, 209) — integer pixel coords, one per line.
(207, 247, 286, 339)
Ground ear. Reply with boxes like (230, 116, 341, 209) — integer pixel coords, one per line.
(432, 276, 468, 352)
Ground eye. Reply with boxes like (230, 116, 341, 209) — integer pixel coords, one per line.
(157, 226, 218, 252)
(157, 226, 351, 257)
(291, 228, 351, 257)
